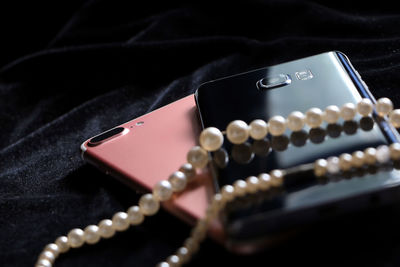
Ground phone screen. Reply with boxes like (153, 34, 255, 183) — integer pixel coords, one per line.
(195, 52, 400, 241)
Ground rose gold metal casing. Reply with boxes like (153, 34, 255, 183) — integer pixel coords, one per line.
(81, 95, 223, 240)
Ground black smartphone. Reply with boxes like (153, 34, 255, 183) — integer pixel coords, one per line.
(195, 51, 400, 252)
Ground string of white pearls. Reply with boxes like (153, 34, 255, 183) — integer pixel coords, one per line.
(154, 97, 399, 266)
(36, 97, 400, 267)
(157, 169, 285, 267)
(197, 98, 398, 154)
(314, 143, 400, 176)
(35, 162, 198, 267)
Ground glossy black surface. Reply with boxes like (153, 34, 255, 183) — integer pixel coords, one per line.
(195, 51, 400, 241)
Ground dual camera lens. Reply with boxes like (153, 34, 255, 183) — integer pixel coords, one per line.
(88, 121, 144, 146)
(88, 127, 125, 146)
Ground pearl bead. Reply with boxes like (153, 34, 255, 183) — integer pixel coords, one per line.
(139, 193, 160, 216)
(258, 173, 271, 190)
(44, 243, 59, 258)
(127, 205, 144, 225)
(55, 236, 69, 253)
(36, 259, 52, 267)
(67, 228, 85, 248)
(167, 255, 180, 267)
(191, 220, 207, 241)
(221, 185, 235, 202)
(351, 151, 365, 168)
(199, 127, 224, 151)
(179, 163, 196, 182)
(176, 247, 189, 263)
(246, 176, 259, 193)
(305, 108, 323, 128)
(376, 145, 390, 163)
(153, 180, 173, 201)
(233, 179, 247, 197)
(209, 193, 224, 214)
(268, 116, 286, 136)
(226, 120, 250, 144)
(197, 219, 208, 230)
(376, 97, 393, 116)
(84, 225, 100, 244)
(111, 212, 130, 231)
(323, 105, 340, 124)
(187, 146, 208, 169)
(364, 147, 377, 165)
(327, 156, 340, 174)
(270, 169, 284, 187)
(156, 262, 170, 267)
(287, 111, 305, 131)
(98, 219, 115, 238)
(205, 203, 218, 221)
(340, 103, 356, 121)
(390, 143, 400, 160)
(357, 98, 373, 116)
(169, 171, 187, 192)
(389, 109, 400, 128)
(339, 153, 353, 171)
(249, 119, 268, 140)
(184, 237, 199, 253)
(38, 251, 55, 263)
(314, 159, 328, 177)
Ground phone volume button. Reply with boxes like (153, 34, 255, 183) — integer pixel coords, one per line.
(354, 70, 369, 90)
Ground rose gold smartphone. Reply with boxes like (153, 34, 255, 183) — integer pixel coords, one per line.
(80, 95, 222, 239)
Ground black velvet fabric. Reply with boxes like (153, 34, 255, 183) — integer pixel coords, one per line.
(2, 1, 400, 266)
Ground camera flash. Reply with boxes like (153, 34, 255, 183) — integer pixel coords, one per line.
(295, 69, 313, 80)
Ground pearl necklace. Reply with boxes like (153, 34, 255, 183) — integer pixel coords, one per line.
(35, 97, 400, 267)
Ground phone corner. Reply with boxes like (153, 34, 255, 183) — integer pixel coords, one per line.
(194, 87, 199, 98)
(333, 50, 348, 59)
(79, 140, 88, 160)
(193, 88, 200, 105)
(194, 83, 204, 101)
(195, 78, 216, 97)
(80, 140, 89, 162)
(80, 140, 88, 153)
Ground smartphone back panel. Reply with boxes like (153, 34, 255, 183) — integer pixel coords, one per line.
(81, 95, 215, 225)
(195, 52, 400, 248)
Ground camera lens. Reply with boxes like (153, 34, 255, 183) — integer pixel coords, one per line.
(257, 74, 291, 90)
(88, 127, 125, 146)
